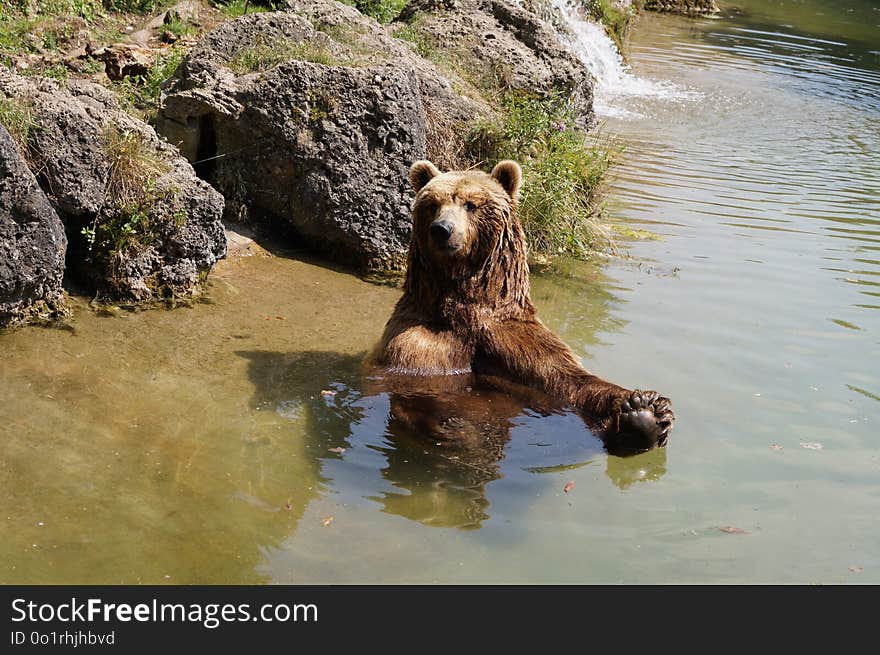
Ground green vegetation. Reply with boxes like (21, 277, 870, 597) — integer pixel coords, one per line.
(227, 37, 350, 74)
(102, 123, 169, 206)
(32, 62, 70, 82)
(0, 1, 136, 68)
(391, 23, 432, 59)
(104, 0, 166, 12)
(81, 124, 173, 261)
(161, 14, 197, 41)
(393, 14, 514, 98)
(307, 88, 337, 123)
(465, 92, 617, 256)
(0, 1, 99, 56)
(344, 0, 407, 25)
(111, 47, 185, 120)
(214, 0, 278, 19)
(313, 20, 386, 61)
(0, 95, 40, 158)
(79, 56, 106, 76)
(584, 0, 638, 53)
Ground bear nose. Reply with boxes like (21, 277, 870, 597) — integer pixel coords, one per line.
(430, 219, 454, 244)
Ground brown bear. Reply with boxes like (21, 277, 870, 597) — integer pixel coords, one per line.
(371, 159, 674, 453)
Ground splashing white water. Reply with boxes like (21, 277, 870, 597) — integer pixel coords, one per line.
(549, 0, 700, 118)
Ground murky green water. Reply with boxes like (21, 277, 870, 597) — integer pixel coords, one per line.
(2, 0, 878, 583)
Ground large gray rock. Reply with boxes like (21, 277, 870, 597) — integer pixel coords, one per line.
(157, 2, 484, 271)
(0, 124, 67, 327)
(394, 0, 595, 126)
(282, 0, 488, 170)
(0, 69, 226, 302)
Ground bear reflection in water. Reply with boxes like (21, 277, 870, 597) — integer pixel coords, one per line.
(239, 350, 666, 532)
(369, 371, 667, 529)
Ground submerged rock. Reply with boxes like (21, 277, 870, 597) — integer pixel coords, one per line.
(643, 0, 719, 16)
(0, 69, 226, 303)
(0, 125, 67, 327)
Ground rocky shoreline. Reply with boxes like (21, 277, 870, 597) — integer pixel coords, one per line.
(0, 0, 717, 328)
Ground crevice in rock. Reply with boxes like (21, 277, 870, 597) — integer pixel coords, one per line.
(58, 212, 100, 297)
(193, 114, 218, 181)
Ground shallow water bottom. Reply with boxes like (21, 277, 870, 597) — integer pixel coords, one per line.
(2, 238, 876, 584)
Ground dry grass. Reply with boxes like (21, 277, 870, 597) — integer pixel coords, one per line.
(0, 95, 39, 159)
(102, 123, 169, 205)
(464, 91, 619, 256)
(227, 37, 345, 74)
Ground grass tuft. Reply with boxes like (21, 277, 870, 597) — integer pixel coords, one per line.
(0, 94, 41, 164)
(343, 0, 407, 25)
(464, 91, 618, 256)
(214, 0, 278, 19)
(227, 37, 348, 73)
(80, 124, 175, 267)
(583, 0, 637, 54)
(102, 123, 169, 206)
(111, 47, 185, 120)
(104, 0, 166, 13)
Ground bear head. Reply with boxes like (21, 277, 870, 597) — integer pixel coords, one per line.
(408, 159, 522, 264)
(405, 160, 531, 312)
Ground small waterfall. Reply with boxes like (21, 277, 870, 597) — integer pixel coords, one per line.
(548, 0, 698, 118)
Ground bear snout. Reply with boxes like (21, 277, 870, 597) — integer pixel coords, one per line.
(429, 219, 456, 246)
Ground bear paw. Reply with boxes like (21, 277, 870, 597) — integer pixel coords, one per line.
(606, 390, 674, 454)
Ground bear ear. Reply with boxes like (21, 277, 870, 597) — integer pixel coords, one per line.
(490, 160, 522, 199)
(409, 160, 441, 193)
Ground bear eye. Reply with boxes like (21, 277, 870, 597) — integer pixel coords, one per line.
(463, 201, 477, 213)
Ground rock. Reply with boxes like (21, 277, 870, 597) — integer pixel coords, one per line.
(156, 0, 595, 272)
(283, 0, 486, 168)
(642, 0, 719, 16)
(393, 0, 595, 126)
(158, 1, 483, 272)
(129, 0, 204, 46)
(0, 125, 67, 327)
(88, 43, 155, 81)
(0, 69, 226, 303)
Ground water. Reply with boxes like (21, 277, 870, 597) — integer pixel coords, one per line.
(2, 0, 879, 583)
(551, 0, 702, 117)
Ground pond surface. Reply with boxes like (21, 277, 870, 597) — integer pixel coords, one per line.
(1, 0, 878, 583)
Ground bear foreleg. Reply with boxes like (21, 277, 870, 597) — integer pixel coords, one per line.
(478, 318, 674, 451)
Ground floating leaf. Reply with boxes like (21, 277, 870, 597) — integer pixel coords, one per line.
(563, 480, 575, 494)
(719, 526, 750, 534)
